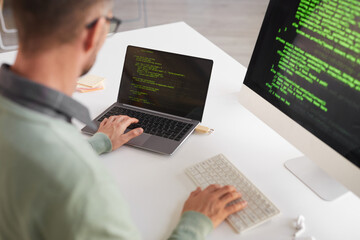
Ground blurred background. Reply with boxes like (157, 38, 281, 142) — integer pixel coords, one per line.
(0, 0, 269, 67)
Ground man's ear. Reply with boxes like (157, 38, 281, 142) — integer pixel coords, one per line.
(83, 18, 106, 53)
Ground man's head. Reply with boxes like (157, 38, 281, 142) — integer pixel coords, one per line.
(11, 0, 113, 75)
(11, 0, 112, 50)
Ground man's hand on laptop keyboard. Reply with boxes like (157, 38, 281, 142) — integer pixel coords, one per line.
(181, 184, 247, 228)
(97, 115, 144, 151)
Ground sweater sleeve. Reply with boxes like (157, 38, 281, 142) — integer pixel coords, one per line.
(168, 211, 213, 240)
(87, 132, 112, 155)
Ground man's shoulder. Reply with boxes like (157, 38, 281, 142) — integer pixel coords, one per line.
(0, 94, 103, 189)
(1, 94, 91, 148)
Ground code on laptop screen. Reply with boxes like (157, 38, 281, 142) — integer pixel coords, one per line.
(118, 46, 213, 121)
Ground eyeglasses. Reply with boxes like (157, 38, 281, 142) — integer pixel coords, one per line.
(86, 16, 122, 35)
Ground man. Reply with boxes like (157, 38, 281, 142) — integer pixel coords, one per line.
(0, 0, 247, 239)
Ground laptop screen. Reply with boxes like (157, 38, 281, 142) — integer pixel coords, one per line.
(118, 46, 213, 121)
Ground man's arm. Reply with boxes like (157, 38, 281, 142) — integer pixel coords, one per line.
(168, 185, 247, 240)
(168, 211, 213, 240)
(88, 132, 113, 154)
(87, 115, 143, 155)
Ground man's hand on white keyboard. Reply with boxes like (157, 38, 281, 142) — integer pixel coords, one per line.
(182, 184, 247, 228)
(97, 115, 143, 151)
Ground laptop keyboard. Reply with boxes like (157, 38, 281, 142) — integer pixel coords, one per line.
(97, 107, 193, 141)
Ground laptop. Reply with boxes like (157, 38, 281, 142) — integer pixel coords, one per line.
(82, 45, 213, 155)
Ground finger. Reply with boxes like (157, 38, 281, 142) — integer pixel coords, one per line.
(110, 115, 128, 122)
(205, 184, 221, 192)
(190, 187, 202, 196)
(110, 115, 129, 122)
(119, 116, 139, 127)
(220, 191, 242, 206)
(225, 200, 247, 215)
(119, 128, 143, 143)
(100, 118, 108, 127)
(214, 185, 238, 198)
(108, 116, 118, 122)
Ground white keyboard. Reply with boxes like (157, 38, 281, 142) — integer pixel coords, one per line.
(185, 154, 280, 233)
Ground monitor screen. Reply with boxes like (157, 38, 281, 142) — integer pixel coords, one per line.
(243, 0, 360, 167)
(118, 46, 213, 121)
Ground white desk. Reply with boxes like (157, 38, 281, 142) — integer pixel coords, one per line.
(1, 22, 359, 240)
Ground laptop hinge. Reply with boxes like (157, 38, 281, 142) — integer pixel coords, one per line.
(122, 104, 193, 122)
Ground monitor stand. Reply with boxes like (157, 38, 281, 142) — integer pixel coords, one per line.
(285, 157, 348, 201)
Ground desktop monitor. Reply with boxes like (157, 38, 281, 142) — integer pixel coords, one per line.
(239, 0, 360, 200)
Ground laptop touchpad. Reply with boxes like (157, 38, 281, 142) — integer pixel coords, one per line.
(126, 131, 151, 146)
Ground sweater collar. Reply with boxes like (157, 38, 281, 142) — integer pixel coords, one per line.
(0, 64, 97, 131)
